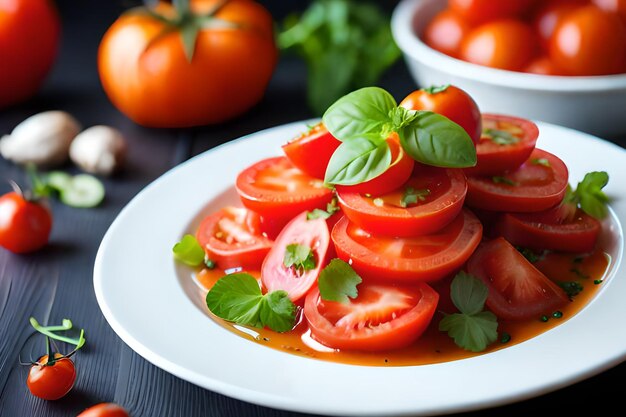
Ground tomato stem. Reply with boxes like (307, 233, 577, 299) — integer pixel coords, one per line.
(30, 317, 86, 349)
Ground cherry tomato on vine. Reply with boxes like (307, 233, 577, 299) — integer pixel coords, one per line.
(422, 9, 473, 58)
(400, 85, 482, 144)
(77, 403, 130, 417)
(0, 191, 52, 253)
(0, 0, 60, 108)
(98, 0, 277, 127)
(27, 354, 76, 401)
(449, 0, 537, 24)
(460, 19, 538, 71)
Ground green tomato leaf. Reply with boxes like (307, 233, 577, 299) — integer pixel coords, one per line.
(399, 111, 477, 168)
(324, 136, 391, 185)
(322, 87, 397, 141)
(450, 271, 489, 316)
(439, 311, 498, 352)
(173, 234, 205, 266)
(318, 259, 362, 303)
(206, 273, 297, 332)
(575, 171, 609, 219)
(283, 244, 316, 271)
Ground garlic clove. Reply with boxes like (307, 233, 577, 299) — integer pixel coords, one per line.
(0, 111, 81, 167)
(69, 125, 127, 176)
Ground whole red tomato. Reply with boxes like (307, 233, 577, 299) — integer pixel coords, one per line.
(449, 0, 537, 24)
(549, 5, 626, 75)
(77, 403, 130, 417)
(399, 85, 482, 144)
(593, 0, 626, 23)
(98, 0, 277, 128)
(532, 0, 582, 49)
(422, 9, 472, 58)
(27, 354, 76, 401)
(0, 192, 52, 253)
(0, 0, 60, 108)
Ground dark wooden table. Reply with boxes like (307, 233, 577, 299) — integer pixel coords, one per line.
(1, 1, 625, 416)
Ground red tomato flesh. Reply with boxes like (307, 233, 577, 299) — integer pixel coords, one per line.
(282, 123, 340, 180)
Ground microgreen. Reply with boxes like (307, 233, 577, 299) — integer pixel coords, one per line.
(307, 198, 340, 220)
(401, 187, 430, 208)
(318, 259, 362, 303)
(439, 272, 498, 352)
(173, 234, 205, 266)
(482, 128, 519, 145)
(322, 87, 476, 185)
(566, 171, 610, 219)
(283, 244, 316, 271)
(206, 273, 296, 332)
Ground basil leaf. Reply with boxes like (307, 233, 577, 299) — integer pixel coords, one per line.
(323, 87, 397, 141)
(450, 271, 488, 316)
(172, 234, 205, 266)
(318, 259, 362, 303)
(324, 136, 391, 185)
(576, 171, 609, 219)
(399, 111, 477, 168)
(439, 311, 498, 352)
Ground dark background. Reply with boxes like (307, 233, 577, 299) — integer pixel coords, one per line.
(0, 1, 624, 416)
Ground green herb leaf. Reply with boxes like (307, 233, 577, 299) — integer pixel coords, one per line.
(401, 187, 430, 208)
(515, 246, 544, 263)
(531, 158, 550, 167)
(206, 273, 297, 332)
(324, 136, 391, 185)
(322, 87, 397, 141)
(558, 281, 584, 298)
(318, 259, 362, 303)
(173, 234, 205, 266)
(283, 244, 316, 271)
(423, 84, 450, 94)
(482, 128, 519, 145)
(492, 176, 518, 186)
(439, 272, 499, 352)
(307, 198, 340, 220)
(574, 171, 610, 219)
(398, 111, 477, 168)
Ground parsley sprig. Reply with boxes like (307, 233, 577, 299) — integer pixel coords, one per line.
(283, 244, 316, 272)
(318, 259, 362, 303)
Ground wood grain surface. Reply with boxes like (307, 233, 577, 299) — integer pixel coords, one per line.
(1, 1, 625, 416)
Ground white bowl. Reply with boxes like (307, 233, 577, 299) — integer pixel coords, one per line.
(391, 0, 626, 137)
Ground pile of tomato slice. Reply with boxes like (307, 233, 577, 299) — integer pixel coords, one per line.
(196, 111, 602, 352)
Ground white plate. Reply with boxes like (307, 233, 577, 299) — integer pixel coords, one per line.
(95, 120, 626, 417)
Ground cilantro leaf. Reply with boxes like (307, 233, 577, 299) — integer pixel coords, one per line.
(283, 244, 316, 271)
(318, 259, 362, 303)
(172, 234, 205, 266)
(575, 171, 609, 219)
(439, 272, 499, 352)
(206, 273, 297, 332)
(482, 128, 519, 145)
(307, 198, 340, 220)
(401, 187, 430, 208)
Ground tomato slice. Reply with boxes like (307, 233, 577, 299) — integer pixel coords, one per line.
(465, 114, 538, 176)
(196, 207, 273, 270)
(465, 148, 569, 212)
(467, 237, 569, 321)
(236, 156, 334, 228)
(282, 123, 340, 179)
(304, 282, 439, 351)
(337, 164, 467, 237)
(494, 208, 601, 253)
(261, 212, 331, 302)
(335, 134, 414, 196)
(332, 209, 482, 283)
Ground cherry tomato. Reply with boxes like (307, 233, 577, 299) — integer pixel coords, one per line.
(494, 208, 601, 253)
(465, 114, 539, 177)
(549, 5, 626, 75)
(400, 85, 482, 144)
(332, 209, 482, 283)
(467, 237, 569, 320)
(0, 192, 52, 254)
(236, 157, 334, 232)
(337, 164, 467, 237)
(592, 0, 626, 23)
(27, 354, 76, 401)
(334, 134, 414, 197)
(282, 123, 340, 180)
(77, 403, 130, 417)
(0, 0, 60, 108)
(261, 212, 330, 302)
(422, 9, 473, 58)
(304, 281, 438, 351)
(466, 148, 569, 212)
(196, 207, 273, 270)
(98, 0, 277, 127)
(460, 19, 538, 71)
(449, 0, 537, 24)
(532, 1, 582, 49)
(524, 55, 561, 75)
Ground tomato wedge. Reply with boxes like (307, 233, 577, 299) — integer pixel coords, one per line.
(261, 212, 331, 302)
(304, 282, 438, 351)
(467, 237, 569, 321)
(337, 164, 466, 237)
(465, 148, 569, 212)
(335, 134, 415, 197)
(332, 209, 482, 283)
(196, 207, 273, 270)
(465, 114, 538, 176)
(282, 123, 340, 179)
(494, 209, 601, 253)
(236, 156, 334, 229)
